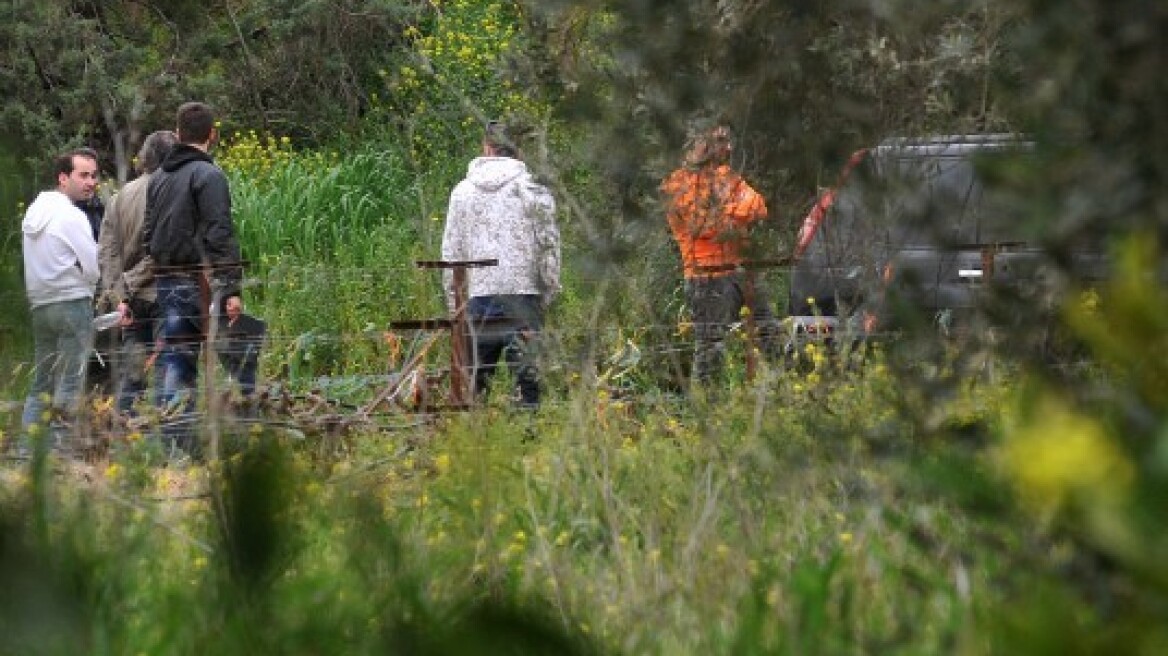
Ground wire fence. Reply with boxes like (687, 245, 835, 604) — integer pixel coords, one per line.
(1, 246, 1005, 442)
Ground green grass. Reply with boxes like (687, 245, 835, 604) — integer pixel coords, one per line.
(222, 140, 458, 380)
(3, 360, 1081, 655)
(230, 147, 426, 267)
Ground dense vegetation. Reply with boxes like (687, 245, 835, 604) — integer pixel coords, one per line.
(2, 0, 1167, 653)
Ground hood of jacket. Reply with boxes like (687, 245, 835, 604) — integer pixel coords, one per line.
(465, 156, 529, 193)
(22, 189, 99, 308)
(22, 191, 76, 236)
(161, 143, 214, 173)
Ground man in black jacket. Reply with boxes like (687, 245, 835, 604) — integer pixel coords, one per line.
(216, 295, 265, 398)
(142, 102, 242, 455)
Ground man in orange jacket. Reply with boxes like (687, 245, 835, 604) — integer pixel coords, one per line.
(661, 124, 782, 384)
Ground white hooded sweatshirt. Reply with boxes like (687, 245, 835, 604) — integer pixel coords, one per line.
(441, 156, 560, 310)
(22, 190, 99, 309)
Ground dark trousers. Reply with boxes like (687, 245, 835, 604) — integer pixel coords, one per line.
(114, 306, 159, 414)
(217, 347, 259, 396)
(686, 272, 782, 384)
(467, 295, 543, 406)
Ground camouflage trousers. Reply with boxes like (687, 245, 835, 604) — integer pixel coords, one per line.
(685, 272, 782, 384)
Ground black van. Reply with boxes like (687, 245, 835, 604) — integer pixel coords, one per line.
(787, 134, 1105, 336)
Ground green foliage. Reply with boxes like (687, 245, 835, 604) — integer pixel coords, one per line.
(0, 0, 425, 177)
(0, 361, 1061, 654)
(372, 0, 545, 161)
(215, 131, 443, 377)
(213, 0, 421, 143)
(222, 132, 421, 266)
(0, 0, 226, 180)
(0, 151, 33, 387)
(2, 0, 1168, 651)
(0, 435, 601, 654)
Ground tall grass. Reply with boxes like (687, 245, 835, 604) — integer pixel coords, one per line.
(228, 144, 427, 269)
(220, 137, 470, 378)
(2, 358, 1079, 655)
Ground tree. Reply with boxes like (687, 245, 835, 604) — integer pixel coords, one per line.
(0, 0, 420, 180)
(0, 0, 233, 181)
(518, 1, 1016, 250)
(210, 0, 418, 143)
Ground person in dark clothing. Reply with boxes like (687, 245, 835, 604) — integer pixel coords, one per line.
(77, 194, 105, 241)
(216, 295, 264, 397)
(142, 102, 243, 456)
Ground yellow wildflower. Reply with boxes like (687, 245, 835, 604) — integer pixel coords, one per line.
(999, 394, 1134, 512)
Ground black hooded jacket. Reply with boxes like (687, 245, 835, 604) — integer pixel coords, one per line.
(142, 144, 242, 293)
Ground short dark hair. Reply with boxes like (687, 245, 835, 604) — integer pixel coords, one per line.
(176, 102, 216, 144)
(484, 120, 518, 158)
(137, 130, 178, 174)
(53, 147, 99, 178)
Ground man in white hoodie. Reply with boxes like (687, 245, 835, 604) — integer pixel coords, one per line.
(441, 121, 561, 407)
(20, 148, 101, 435)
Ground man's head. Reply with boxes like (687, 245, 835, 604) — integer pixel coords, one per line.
(225, 295, 243, 323)
(53, 148, 99, 203)
(482, 120, 519, 158)
(137, 130, 179, 174)
(175, 102, 217, 146)
(684, 124, 733, 168)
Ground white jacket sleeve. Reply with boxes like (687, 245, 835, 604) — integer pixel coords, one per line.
(528, 184, 560, 305)
(64, 207, 100, 288)
(441, 191, 466, 313)
(77, 228, 100, 288)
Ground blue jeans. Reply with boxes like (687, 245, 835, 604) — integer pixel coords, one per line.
(22, 297, 95, 431)
(156, 276, 203, 453)
(467, 295, 543, 406)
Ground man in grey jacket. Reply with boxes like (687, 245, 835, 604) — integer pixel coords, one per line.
(21, 149, 101, 438)
(441, 121, 560, 407)
(98, 129, 178, 413)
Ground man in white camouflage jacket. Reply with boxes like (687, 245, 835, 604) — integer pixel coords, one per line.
(441, 120, 561, 407)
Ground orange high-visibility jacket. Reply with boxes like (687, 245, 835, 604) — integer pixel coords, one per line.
(661, 164, 768, 278)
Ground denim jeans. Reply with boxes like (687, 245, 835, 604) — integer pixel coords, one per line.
(156, 276, 203, 454)
(467, 295, 543, 406)
(22, 297, 95, 431)
(686, 272, 782, 384)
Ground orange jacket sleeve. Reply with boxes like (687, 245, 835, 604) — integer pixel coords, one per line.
(724, 176, 767, 227)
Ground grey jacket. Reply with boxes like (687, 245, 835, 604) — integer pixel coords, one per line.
(98, 173, 156, 307)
